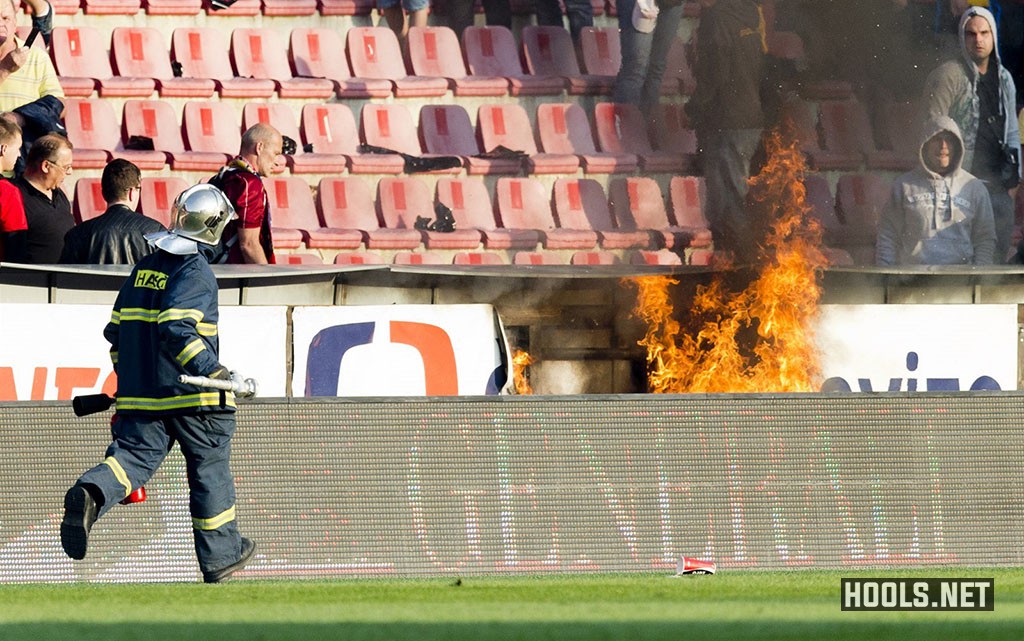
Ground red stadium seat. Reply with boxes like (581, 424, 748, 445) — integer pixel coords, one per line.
(280, 253, 324, 264)
(453, 251, 506, 265)
(553, 178, 651, 249)
(314, 177, 376, 249)
(393, 251, 448, 265)
(361, 178, 429, 249)
(631, 250, 683, 265)
(171, 28, 275, 99)
(73, 178, 106, 223)
(379, 176, 480, 249)
(496, 177, 596, 249)
(138, 176, 189, 227)
(815, 99, 875, 170)
(407, 26, 508, 97)
(803, 173, 844, 246)
(578, 27, 620, 78)
(262, 0, 317, 15)
(521, 26, 614, 95)
(112, 27, 215, 98)
(82, 0, 141, 14)
(346, 27, 448, 98)
(835, 172, 891, 248)
(463, 26, 565, 96)
(868, 100, 920, 171)
(204, 0, 259, 14)
(571, 251, 621, 265)
(668, 176, 713, 248)
(318, 0, 374, 14)
(418, 105, 520, 175)
(263, 176, 319, 249)
(592, 102, 685, 173)
(649, 103, 697, 170)
(121, 99, 186, 165)
(357, 103, 460, 175)
(50, 0, 82, 14)
(334, 251, 386, 265)
(289, 28, 388, 99)
(51, 26, 153, 97)
(231, 28, 335, 99)
(145, 0, 202, 14)
(65, 98, 167, 170)
(181, 100, 241, 166)
(298, 103, 355, 174)
(513, 251, 564, 265)
(661, 37, 697, 95)
(536, 103, 637, 174)
(477, 103, 579, 174)
(609, 177, 697, 250)
(436, 177, 523, 250)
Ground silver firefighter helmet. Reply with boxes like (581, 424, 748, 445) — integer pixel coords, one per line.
(146, 184, 237, 255)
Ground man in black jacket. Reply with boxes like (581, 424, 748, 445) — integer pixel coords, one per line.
(684, 0, 765, 263)
(59, 159, 166, 264)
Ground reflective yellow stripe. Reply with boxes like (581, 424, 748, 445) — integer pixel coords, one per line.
(115, 392, 235, 412)
(176, 338, 206, 366)
(103, 456, 132, 498)
(109, 310, 121, 325)
(110, 351, 118, 365)
(196, 322, 217, 337)
(118, 308, 161, 323)
(159, 308, 204, 324)
(192, 506, 235, 531)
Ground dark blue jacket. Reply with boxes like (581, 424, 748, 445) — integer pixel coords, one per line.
(104, 248, 235, 415)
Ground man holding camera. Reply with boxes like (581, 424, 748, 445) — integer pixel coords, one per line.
(925, 5, 1021, 263)
(209, 123, 285, 265)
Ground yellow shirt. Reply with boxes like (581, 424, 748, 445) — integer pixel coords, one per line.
(0, 38, 64, 113)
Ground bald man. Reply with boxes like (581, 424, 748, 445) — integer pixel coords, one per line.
(209, 123, 283, 264)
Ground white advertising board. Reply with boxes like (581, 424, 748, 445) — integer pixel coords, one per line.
(0, 304, 288, 400)
(816, 304, 1018, 392)
(291, 304, 510, 396)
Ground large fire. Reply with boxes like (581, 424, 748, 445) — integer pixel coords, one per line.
(631, 132, 829, 393)
(512, 349, 535, 394)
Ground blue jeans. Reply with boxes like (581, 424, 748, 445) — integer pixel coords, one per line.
(536, 0, 593, 41)
(612, 0, 684, 116)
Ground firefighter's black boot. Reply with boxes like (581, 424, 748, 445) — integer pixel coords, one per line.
(61, 485, 98, 560)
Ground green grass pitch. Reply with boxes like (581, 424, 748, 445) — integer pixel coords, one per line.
(1, 569, 1021, 640)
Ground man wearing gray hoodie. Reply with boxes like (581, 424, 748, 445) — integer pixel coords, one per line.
(876, 116, 996, 266)
(924, 5, 1021, 263)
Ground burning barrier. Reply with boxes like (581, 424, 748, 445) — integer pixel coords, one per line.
(630, 132, 830, 393)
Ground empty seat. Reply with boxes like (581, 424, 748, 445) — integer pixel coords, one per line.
(668, 176, 713, 248)
(122, 99, 186, 167)
(51, 26, 153, 97)
(571, 251, 621, 265)
(521, 26, 614, 95)
(513, 251, 564, 265)
(835, 172, 891, 247)
(631, 250, 683, 265)
(592, 102, 686, 173)
(138, 176, 189, 227)
(578, 27, 620, 77)
(553, 178, 651, 248)
(83, 0, 141, 14)
(111, 27, 214, 98)
(378, 176, 480, 249)
(289, 28, 389, 99)
(145, 0, 202, 14)
(536, 103, 637, 174)
(231, 28, 335, 99)
(436, 177, 528, 250)
(453, 251, 506, 265)
(263, 176, 318, 249)
(648, 103, 697, 169)
(73, 178, 106, 223)
(609, 177, 697, 249)
(393, 251, 448, 265)
(241, 102, 299, 174)
(407, 26, 508, 96)
(262, 0, 317, 15)
(868, 100, 920, 171)
(418, 105, 520, 175)
(463, 26, 565, 96)
(171, 28, 275, 99)
(803, 173, 844, 246)
(816, 99, 875, 170)
(318, 0, 375, 14)
(280, 253, 324, 264)
(346, 27, 448, 98)
(181, 100, 241, 165)
(661, 37, 697, 95)
(314, 176, 376, 249)
(64, 98, 167, 169)
(477, 103, 579, 174)
(299, 103, 356, 174)
(496, 177, 596, 249)
(334, 251, 386, 265)
(777, 97, 825, 167)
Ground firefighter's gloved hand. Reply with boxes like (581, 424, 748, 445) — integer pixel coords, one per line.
(208, 365, 230, 380)
(230, 371, 258, 398)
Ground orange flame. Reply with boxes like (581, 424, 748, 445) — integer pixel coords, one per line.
(512, 349, 535, 395)
(630, 131, 829, 393)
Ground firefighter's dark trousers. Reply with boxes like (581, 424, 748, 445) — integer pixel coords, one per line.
(74, 412, 242, 574)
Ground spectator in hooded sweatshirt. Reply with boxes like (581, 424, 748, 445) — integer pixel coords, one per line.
(876, 116, 996, 265)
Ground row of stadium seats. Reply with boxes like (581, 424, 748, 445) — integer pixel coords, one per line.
(72, 174, 714, 256)
(48, 25, 696, 99)
(64, 98, 695, 175)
